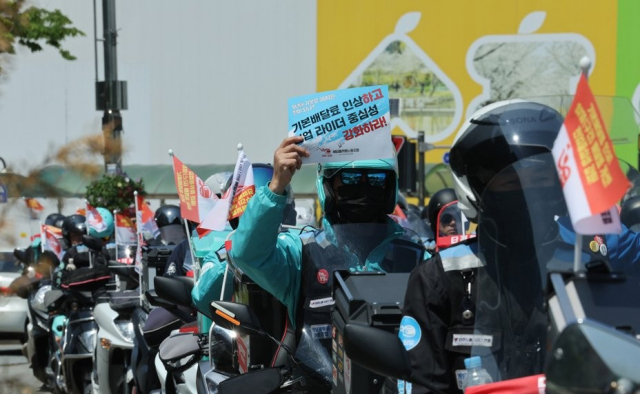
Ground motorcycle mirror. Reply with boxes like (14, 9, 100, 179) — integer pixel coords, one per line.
(546, 321, 640, 393)
(343, 323, 412, 381)
(13, 248, 27, 263)
(209, 301, 263, 335)
(82, 234, 103, 251)
(217, 367, 284, 394)
(154, 276, 194, 308)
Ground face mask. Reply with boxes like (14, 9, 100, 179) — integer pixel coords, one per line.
(335, 184, 387, 223)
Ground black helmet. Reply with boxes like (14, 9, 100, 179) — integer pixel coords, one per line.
(427, 188, 457, 234)
(154, 205, 182, 228)
(449, 100, 564, 222)
(45, 213, 66, 228)
(621, 196, 640, 232)
(61, 214, 87, 243)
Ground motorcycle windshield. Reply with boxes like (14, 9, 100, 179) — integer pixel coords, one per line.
(469, 153, 570, 381)
(327, 222, 424, 272)
(469, 149, 640, 381)
(435, 201, 475, 251)
(523, 95, 639, 164)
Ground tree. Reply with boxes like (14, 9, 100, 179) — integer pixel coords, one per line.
(0, 0, 84, 73)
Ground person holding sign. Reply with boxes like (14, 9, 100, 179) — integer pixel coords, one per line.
(229, 131, 428, 388)
(399, 99, 640, 394)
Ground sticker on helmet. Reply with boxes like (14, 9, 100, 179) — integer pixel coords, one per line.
(589, 241, 599, 252)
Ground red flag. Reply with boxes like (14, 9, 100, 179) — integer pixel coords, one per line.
(25, 198, 44, 211)
(42, 224, 63, 260)
(115, 213, 137, 244)
(136, 195, 159, 239)
(172, 154, 217, 223)
(86, 203, 108, 234)
(552, 75, 630, 234)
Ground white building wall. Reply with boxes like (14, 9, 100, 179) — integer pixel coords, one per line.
(0, 0, 317, 172)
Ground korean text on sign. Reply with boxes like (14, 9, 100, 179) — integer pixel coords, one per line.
(288, 86, 392, 164)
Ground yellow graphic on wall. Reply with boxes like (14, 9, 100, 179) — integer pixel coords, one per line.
(317, 0, 617, 164)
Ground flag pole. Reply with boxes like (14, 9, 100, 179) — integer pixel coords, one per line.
(219, 143, 244, 300)
(220, 231, 234, 301)
(40, 221, 45, 254)
(573, 56, 592, 274)
(133, 191, 145, 304)
(84, 199, 95, 268)
(113, 209, 119, 246)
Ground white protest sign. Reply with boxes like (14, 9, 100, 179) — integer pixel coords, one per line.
(288, 86, 392, 164)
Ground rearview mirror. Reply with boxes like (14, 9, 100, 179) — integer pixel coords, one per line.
(13, 248, 27, 264)
(154, 276, 194, 308)
(546, 321, 640, 393)
(343, 323, 412, 381)
(82, 234, 103, 252)
(209, 301, 263, 335)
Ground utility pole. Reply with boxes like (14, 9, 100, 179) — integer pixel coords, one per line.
(95, 0, 127, 175)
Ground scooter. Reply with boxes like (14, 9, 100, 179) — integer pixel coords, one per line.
(91, 264, 139, 394)
(152, 275, 199, 394)
(153, 274, 328, 394)
(80, 235, 139, 394)
(129, 243, 182, 394)
(11, 248, 51, 386)
(44, 286, 99, 394)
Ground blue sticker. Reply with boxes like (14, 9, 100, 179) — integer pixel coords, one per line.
(399, 316, 421, 351)
(443, 152, 450, 164)
(397, 380, 413, 394)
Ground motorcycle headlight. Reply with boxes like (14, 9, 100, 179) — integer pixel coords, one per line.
(32, 285, 51, 313)
(115, 320, 134, 343)
(79, 330, 97, 352)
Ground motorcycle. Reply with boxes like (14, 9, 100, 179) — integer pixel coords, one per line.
(79, 235, 139, 394)
(182, 221, 426, 394)
(44, 286, 99, 394)
(341, 146, 640, 392)
(10, 248, 50, 384)
(153, 274, 200, 394)
(91, 264, 139, 394)
(129, 243, 183, 394)
(152, 270, 327, 394)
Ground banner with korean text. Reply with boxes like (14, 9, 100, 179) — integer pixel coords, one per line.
(288, 85, 393, 164)
(172, 154, 217, 223)
(552, 75, 630, 234)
